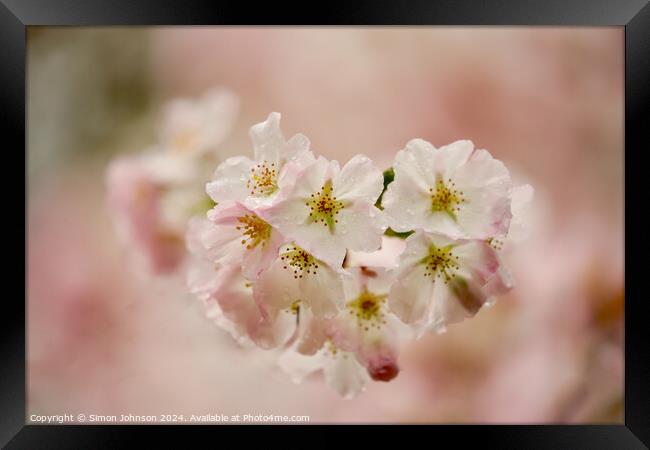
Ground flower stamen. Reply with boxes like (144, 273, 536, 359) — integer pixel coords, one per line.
(279, 244, 320, 279)
(235, 214, 272, 250)
(307, 180, 344, 232)
(430, 178, 465, 219)
(347, 287, 388, 331)
(421, 244, 460, 284)
(247, 160, 278, 196)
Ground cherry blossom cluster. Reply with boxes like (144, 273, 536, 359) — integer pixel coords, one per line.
(107, 89, 533, 398)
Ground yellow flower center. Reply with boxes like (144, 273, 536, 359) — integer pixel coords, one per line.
(247, 160, 278, 196)
(235, 214, 272, 250)
(306, 180, 345, 232)
(430, 178, 465, 219)
(422, 244, 460, 283)
(280, 244, 320, 279)
(347, 287, 388, 331)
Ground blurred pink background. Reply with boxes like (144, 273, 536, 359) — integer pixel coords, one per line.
(27, 27, 623, 423)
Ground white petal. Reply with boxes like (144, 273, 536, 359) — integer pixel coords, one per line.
(300, 265, 344, 318)
(333, 154, 384, 204)
(254, 259, 301, 315)
(381, 178, 431, 232)
(276, 150, 317, 193)
(388, 263, 433, 325)
(393, 139, 438, 191)
(293, 156, 337, 198)
(394, 231, 431, 276)
(420, 210, 465, 237)
(428, 278, 466, 333)
(241, 227, 284, 280)
(452, 239, 501, 285)
(261, 197, 310, 230)
(452, 149, 512, 238)
(436, 140, 475, 176)
(335, 204, 385, 254)
(322, 352, 370, 399)
(294, 310, 329, 355)
(206, 156, 255, 204)
(203, 204, 252, 264)
(284, 133, 312, 161)
(249, 112, 283, 164)
(429, 275, 489, 333)
(254, 308, 298, 349)
(206, 265, 267, 347)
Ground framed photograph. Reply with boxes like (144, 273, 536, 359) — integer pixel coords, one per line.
(8, 0, 648, 446)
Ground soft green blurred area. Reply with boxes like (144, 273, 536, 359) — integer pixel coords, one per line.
(28, 28, 155, 183)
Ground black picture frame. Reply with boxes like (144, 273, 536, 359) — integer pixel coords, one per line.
(7, 0, 648, 447)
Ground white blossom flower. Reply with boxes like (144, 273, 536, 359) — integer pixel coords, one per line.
(276, 304, 371, 398)
(275, 267, 404, 396)
(253, 243, 344, 319)
(333, 266, 406, 382)
(202, 201, 285, 280)
(278, 338, 370, 399)
(159, 87, 239, 156)
(206, 112, 313, 208)
(382, 139, 512, 239)
(388, 230, 506, 335)
(185, 218, 294, 348)
(261, 154, 386, 268)
(106, 155, 186, 274)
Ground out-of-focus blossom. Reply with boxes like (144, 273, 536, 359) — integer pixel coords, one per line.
(106, 155, 186, 274)
(382, 139, 512, 239)
(107, 88, 239, 275)
(206, 112, 313, 208)
(262, 154, 386, 268)
(159, 87, 239, 156)
(389, 231, 505, 334)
